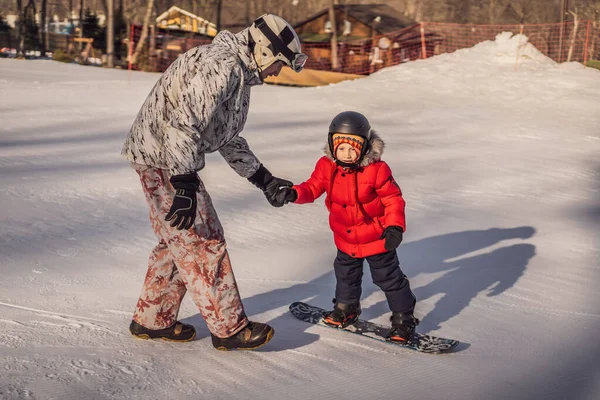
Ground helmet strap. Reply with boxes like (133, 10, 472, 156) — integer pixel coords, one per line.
(329, 131, 372, 167)
(248, 37, 265, 75)
(335, 159, 361, 169)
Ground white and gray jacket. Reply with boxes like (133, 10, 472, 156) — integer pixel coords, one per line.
(122, 29, 263, 177)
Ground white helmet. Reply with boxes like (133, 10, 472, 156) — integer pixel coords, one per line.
(248, 14, 308, 73)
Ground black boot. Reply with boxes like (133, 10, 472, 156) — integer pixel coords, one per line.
(387, 312, 419, 343)
(211, 321, 274, 351)
(129, 320, 196, 342)
(323, 299, 361, 328)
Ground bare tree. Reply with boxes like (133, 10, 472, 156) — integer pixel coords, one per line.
(106, 0, 114, 67)
(403, 0, 425, 21)
(489, 0, 497, 24)
(216, 0, 222, 31)
(39, 0, 48, 56)
(582, 2, 600, 61)
(15, 0, 24, 57)
(567, 6, 580, 61)
(511, 0, 534, 23)
(69, 0, 74, 33)
(130, 0, 153, 64)
(253, 0, 265, 20)
(328, 0, 339, 70)
(79, 0, 84, 53)
(18, 0, 36, 54)
(415, 0, 425, 21)
(245, 0, 251, 26)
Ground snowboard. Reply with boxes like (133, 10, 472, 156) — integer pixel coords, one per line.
(289, 302, 459, 354)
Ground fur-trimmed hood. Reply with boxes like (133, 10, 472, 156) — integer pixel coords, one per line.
(324, 130, 385, 167)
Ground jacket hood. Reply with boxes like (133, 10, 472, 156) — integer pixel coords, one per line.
(324, 130, 385, 167)
(212, 29, 262, 86)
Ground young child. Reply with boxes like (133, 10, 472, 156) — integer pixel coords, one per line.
(290, 111, 419, 342)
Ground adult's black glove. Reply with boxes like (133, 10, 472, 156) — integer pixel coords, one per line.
(263, 186, 298, 207)
(248, 165, 296, 207)
(381, 226, 404, 251)
(165, 173, 199, 230)
(275, 187, 298, 206)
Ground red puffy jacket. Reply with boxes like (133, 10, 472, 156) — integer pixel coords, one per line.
(293, 133, 405, 258)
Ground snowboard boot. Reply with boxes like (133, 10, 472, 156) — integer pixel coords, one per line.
(387, 312, 419, 343)
(211, 321, 274, 351)
(129, 320, 196, 342)
(323, 300, 361, 329)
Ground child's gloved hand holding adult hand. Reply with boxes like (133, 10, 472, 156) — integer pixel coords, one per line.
(381, 226, 403, 251)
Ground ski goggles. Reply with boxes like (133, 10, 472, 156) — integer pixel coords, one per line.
(290, 52, 308, 73)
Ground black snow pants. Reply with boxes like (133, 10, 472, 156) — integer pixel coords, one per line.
(333, 249, 416, 314)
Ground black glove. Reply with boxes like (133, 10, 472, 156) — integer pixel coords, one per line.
(165, 173, 199, 230)
(248, 165, 295, 207)
(381, 226, 404, 251)
(276, 187, 298, 205)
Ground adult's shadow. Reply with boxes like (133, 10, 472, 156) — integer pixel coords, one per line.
(182, 267, 380, 351)
(362, 226, 536, 334)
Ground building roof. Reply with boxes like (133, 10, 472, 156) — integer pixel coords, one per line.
(155, 6, 217, 36)
(294, 4, 416, 34)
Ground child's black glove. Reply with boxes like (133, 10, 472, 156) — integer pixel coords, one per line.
(165, 173, 199, 230)
(381, 226, 404, 251)
(248, 165, 295, 207)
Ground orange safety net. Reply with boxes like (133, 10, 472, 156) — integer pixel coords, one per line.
(423, 21, 600, 65)
(129, 21, 600, 74)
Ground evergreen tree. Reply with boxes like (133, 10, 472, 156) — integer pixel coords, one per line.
(82, 8, 105, 49)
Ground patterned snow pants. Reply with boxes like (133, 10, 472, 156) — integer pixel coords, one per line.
(131, 164, 248, 338)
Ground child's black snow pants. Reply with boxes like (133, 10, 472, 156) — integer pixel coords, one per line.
(333, 249, 416, 314)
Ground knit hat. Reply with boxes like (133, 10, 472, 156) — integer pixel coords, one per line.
(331, 133, 366, 158)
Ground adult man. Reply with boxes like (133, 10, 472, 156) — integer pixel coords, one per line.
(122, 14, 306, 350)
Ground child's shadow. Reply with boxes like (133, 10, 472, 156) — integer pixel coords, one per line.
(362, 227, 536, 333)
(184, 226, 535, 352)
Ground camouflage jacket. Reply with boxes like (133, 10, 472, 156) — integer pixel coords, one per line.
(122, 29, 263, 177)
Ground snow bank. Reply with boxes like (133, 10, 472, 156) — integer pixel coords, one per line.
(453, 32, 556, 66)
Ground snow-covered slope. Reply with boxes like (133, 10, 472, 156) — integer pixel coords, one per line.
(1, 33, 599, 399)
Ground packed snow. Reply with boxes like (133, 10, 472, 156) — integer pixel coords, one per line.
(1, 33, 599, 399)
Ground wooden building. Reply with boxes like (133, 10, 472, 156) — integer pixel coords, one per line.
(293, 4, 441, 75)
(294, 4, 416, 43)
(155, 6, 217, 37)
